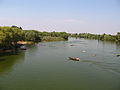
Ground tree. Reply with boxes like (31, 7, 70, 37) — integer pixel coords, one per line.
(116, 32, 120, 41)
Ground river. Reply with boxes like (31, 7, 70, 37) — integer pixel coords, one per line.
(0, 38, 120, 90)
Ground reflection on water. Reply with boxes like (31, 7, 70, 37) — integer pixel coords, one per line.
(0, 38, 120, 90)
(0, 51, 25, 75)
(116, 42, 120, 51)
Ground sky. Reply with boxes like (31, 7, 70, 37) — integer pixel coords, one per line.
(0, 0, 120, 34)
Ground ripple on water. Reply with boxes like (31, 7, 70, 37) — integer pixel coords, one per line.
(81, 59, 120, 75)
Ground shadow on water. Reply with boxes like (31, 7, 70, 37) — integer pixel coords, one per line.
(0, 44, 38, 76)
(116, 42, 120, 50)
(0, 50, 25, 75)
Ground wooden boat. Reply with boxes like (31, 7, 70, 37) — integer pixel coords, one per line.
(68, 57, 80, 61)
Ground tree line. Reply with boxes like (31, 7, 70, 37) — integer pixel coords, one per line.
(70, 33, 120, 42)
(0, 26, 119, 51)
(0, 26, 68, 50)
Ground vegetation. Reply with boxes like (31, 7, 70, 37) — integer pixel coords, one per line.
(0, 26, 24, 49)
(42, 36, 65, 42)
(0, 26, 68, 52)
(39, 31, 68, 40)
(70, 33, 120, 42)
(0, 25, 119, 53)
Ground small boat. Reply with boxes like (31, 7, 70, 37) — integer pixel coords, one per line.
(20, 46, 27, 50)
(68, 57, 80, 61)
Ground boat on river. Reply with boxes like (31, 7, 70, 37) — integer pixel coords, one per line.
(68, 57, 80, 61)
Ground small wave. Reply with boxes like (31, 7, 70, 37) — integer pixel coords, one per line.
(81, 60, 120, 75)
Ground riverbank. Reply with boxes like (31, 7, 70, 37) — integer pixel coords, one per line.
(17, 41, 33, 45)
(70, 33, 120, 42)
(0, 37, 68, 54)
(0, 26, 68, 54)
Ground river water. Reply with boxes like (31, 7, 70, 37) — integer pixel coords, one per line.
(0, 38, 120, 90)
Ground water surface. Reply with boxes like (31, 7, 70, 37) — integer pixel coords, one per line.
(0, 38, 120, 90)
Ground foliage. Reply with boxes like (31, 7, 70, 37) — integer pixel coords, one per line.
(116, 32, 120, 41)
(39, 31, 68, 40)
(24, 30, 41, 41)
(70, 32, 120, 42)
(42, 36, 65, 41)
(0, 26, 24, 48)
(0, 26, 119, 51)
(0, 26, 68, 50)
